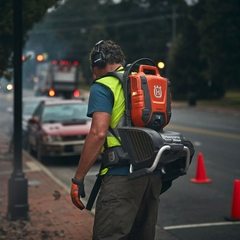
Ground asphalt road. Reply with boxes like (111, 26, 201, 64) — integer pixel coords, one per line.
(155, 106, 240, 240)
(1, 90, 240, 240)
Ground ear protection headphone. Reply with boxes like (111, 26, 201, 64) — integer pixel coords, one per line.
(91, 40, 106, 68)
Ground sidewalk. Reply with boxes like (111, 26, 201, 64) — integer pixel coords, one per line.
(0, 133, 94, 240)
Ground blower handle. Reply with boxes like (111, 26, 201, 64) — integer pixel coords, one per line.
(128, 145, 191, 180)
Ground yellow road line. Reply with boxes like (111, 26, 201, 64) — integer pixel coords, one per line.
(164, 221, 240, 230)
(166, 124, 240, 140)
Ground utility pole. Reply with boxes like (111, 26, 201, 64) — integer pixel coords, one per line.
(7, 0, 29, 221)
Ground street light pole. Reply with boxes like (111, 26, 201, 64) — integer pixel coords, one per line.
(7, 0, 29, 221)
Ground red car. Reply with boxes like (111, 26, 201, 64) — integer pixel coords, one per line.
(27, 99, 91, 162)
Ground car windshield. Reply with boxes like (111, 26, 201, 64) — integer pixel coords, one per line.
(41, 103, 90, 123)
(23, 101, 40, 115)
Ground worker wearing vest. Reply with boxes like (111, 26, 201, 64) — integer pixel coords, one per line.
(71, 40, 162, 240)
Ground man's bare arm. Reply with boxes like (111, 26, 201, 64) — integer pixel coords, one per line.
(74, 111, 111, 180)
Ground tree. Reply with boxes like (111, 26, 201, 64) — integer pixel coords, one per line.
(168, 1, 207, 100)
(24, 0, 188, 82)
(169, 0, 240, 100)
(198, 0, 240, 98)
(0, 0, 59, 79)
(25, 0, 107, 83)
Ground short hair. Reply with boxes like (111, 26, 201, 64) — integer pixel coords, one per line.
(89, 40, 125, 67)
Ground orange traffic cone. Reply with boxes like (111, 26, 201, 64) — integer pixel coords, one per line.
(230, 180, 240, 221)
(190, 152, 212, 183)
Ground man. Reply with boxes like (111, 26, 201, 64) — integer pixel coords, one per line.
(71, 40, 162, 240)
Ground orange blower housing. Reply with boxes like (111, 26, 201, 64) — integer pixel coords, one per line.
(128, 64, 171, 131)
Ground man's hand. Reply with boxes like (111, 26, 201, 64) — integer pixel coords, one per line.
(71, 178, 86, 210)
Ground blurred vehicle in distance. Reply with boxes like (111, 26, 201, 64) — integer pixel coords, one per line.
(27, 99, 91, 162)
(0, 77, 13, 93)
(33, 59, 82, 99)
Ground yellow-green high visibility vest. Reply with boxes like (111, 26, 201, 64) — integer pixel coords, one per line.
(94, 67, 125, 151)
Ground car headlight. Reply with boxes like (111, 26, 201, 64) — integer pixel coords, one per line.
(7, 84, 13, 91)
(41, 134, 62, 142)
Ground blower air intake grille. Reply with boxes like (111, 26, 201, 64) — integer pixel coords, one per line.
(126, 129, 154, 162)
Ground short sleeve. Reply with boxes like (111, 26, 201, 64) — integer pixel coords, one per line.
(87, 83, 114, 118)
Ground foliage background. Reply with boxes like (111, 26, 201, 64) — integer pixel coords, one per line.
(0, 0, 60, 79)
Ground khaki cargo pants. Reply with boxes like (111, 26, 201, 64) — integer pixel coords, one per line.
(92, 173, 162, 240)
